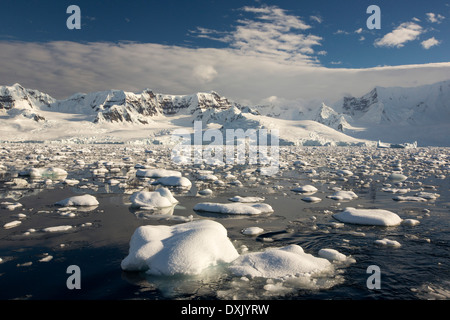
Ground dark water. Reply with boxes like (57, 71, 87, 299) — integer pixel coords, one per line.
(0, 144, 449, 300)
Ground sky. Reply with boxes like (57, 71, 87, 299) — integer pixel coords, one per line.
(0, 0, 449, 105)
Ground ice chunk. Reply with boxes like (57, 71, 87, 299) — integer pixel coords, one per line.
(388, 173, 407, 182)
(393, 196, 427, 202)
(55, 194, 99, 207)
(318, 248, 348, 262)
(3, 220, 22, 229)
(42, 225, 73, 232)
(301, 196, 322, 203)
(333, 207, 402, 226)
(130, 188, 178, 209)
(1, 201, 22, 210)
(136, 169, 182, 178)
(327, 191, 358, 201)
(194, 202, 274, 215)
(152, 176, 192, 188)
(242, 227, 265, 235)
(228, 196, 265, 203)
(291, 185, 318, 194)
(198, 189, 213, 196)
(228, 245, 331, 279)
(29, 167, 68, 179)
(374, 238, 402, 247)
(121, 220, 239, 276)
(402, 219, 420, 226)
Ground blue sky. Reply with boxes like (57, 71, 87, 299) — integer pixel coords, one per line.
(0, 0, 449, 103)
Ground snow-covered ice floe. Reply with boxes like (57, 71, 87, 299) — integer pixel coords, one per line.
(130, 188, 178, 209)
(333, 207, 402, 226)
(121, 220, 239, 276)
(326, 190, 358, 201)
(136, 168, 181, 178)
(291, 185, 318, 194)
(194, 202, 274, 215)
(228, 196, 265, 203)
(55, 194, 99, 207)
(151, 176, 192, 189)
(228, 244, 332, 279)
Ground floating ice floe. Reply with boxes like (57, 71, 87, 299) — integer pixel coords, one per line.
(121, 220, 239, 276)
(301, 196, 322, 203)
(42, 225, 73, 233)
(402, 219, 420, 226)
(393, 196, 427, 202)
(1, 201, 22, 210)
(3, 220, 22, 229)
(130, 188, 178, 209)
(25, 167, 68, 179)
(194, 202, 274, 215)
(228, 196, 265, 203)
(152, 176, 192, 189)
(374, 238, 402, 248)
(388, 173, 407, 182)
(318, 248, 352, 262)
(198, 189, 213, 196)
(333, 207, 402, 226)
(55, 194, 99, 207)
(136, 168, 182, 178)
(291, 185, 318, 194)
(242, 227, 265, 235)
(228, 244, 332, 279)
(327, 190, 358, 201)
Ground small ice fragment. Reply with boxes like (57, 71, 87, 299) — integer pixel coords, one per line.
(301, 196, 322, 203)
(55, 194, 99, 207)
(402, 219, 420, 226)
(42, 225, 73, 233)
(228, 196, 265, 203)
(318, 248, 348, 262)
(374, 238, 402, 248)
(242, 227, 265, 235)
(3, 220, 22, 229)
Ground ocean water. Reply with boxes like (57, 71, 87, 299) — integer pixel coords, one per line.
(0, 144, 449, 300)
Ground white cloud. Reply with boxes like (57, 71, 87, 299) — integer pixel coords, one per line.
(354, 28, 363, 34)
(374, 22, 423, 48)
(190, 5, 321, 64)
(1, 41, 449, 105)
(421, 37, 441, 49)
(426, 12, 445, 23)
(310, 15, 323, 23)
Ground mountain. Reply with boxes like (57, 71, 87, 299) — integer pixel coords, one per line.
(0, 83, 55, 121)
(333, 80, 450, 126)
(48, 89, 240, 124)
(1, 80, 449, 146)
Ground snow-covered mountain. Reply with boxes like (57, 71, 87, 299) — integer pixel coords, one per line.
(48, 88, 240, 124)
(333, 80, 450, 125)
(0, 83, 55, 121)
(0, 80, 449, 146)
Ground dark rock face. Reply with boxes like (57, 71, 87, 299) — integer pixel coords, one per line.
(342, 89, 378, 117)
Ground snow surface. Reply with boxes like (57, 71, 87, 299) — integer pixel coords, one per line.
(121, 220, 239, 275)
(333, 207, 402, 226)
